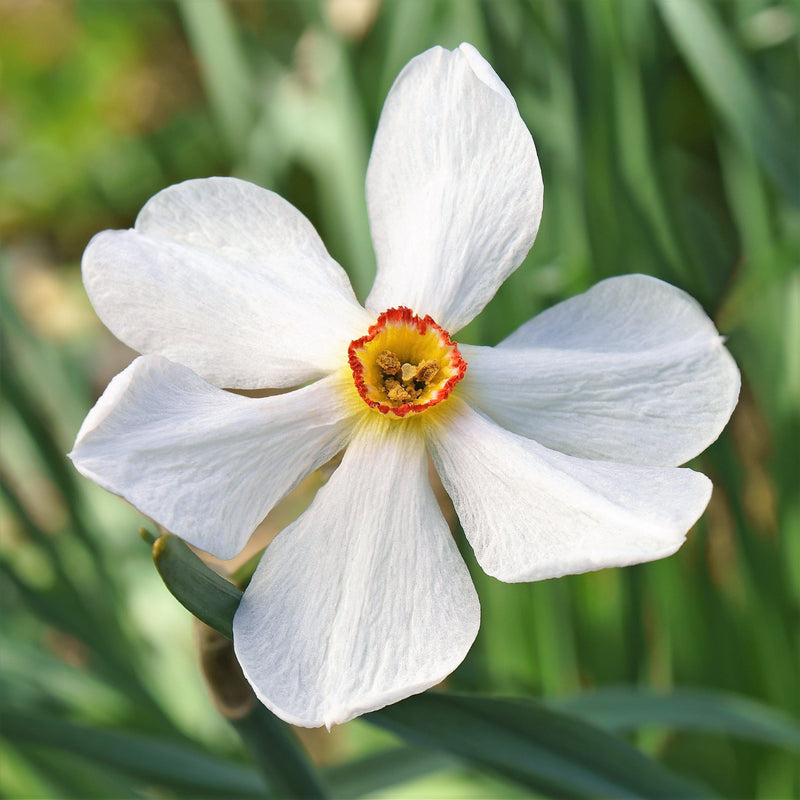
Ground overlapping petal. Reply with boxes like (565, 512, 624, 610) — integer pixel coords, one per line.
(83, 178, 372, 389)
(365, 44, 543, 333)
(68, 36, 744, 733)
(427, 401, 712, 582)
(461, 275, 740, 466)
(233, 417, 480, 728)
(69, 356, 361, 559)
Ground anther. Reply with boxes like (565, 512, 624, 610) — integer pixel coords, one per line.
(376, 350, 401, 376)
(347, 307, 467, 417)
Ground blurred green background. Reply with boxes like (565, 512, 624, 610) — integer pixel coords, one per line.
(1, 0, 799, 798)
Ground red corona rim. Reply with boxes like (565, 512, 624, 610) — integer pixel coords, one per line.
(348, 307, 467, 417)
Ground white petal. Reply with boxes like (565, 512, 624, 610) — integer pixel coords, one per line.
(83, 177, 372, 389)
(427, 401, 712, 582)
(461, 275, 740, 466)
(233, 418, 479, 728)
(69, 356, 360, 559)
(365, 44, 543, 333)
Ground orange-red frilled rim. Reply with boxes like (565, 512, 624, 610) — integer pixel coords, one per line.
(348, 307, 467, 417)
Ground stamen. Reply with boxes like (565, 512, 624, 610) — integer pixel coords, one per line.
(416, 360, 439, 384)
(376, 350, 401, 376)
(348, 307, 467, 417)
(385, 378, 412, 404)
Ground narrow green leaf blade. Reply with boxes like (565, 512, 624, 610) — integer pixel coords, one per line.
(148, 535, 712, 796)
(324, 746, 455, 798)
(14, 745, 142, 800)
(230, 702, 329, 799)
(556, 687, 800, 752)
(656, 0, 800, 205)
(367, 692, 711, 799)
(2, 710, 267, 797)
(152, 534, 241, 639)
(176, 0, 254, 157)
(151, 540, 327, 797)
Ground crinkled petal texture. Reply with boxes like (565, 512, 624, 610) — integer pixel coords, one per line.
(365, 43, 543, 333)
(69, 356, 360, 559)
(461, 275, 740, 466)
(83, 178, 372, 389)
(234, 418, 480, 728)
(427, 401, 712, 583)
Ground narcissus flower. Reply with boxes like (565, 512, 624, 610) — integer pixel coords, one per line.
(71, 44, 739, 728)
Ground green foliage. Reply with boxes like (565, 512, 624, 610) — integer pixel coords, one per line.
(1, 1, 798, 798)
(369, 693, 713, 799)
(3, 710, 269, 798)
(557, 687, 800, 753)
(152, 533, 241, 640)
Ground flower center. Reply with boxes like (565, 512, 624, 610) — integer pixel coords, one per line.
(348, 307, 467, 417)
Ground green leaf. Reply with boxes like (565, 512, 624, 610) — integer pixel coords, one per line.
(0, 558, 183, 737)
(0, 336, 106, 574)
(152, 534, 241, 639)
(556, 687, 800, 752)
(656, 0, 800, 205)
(0, 638, 127, 723)
(152, 537, 327, 797)
(229, 700, 328, 799)
(148, 531, 711, 797)
(324, 746, 455, 798)
(367, 692, 711, 799)
(1, 710, 267, 797)
(176, 0, 254, 158)
(13, 746, 142, 800)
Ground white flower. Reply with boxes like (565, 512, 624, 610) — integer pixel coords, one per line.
(70, 44, 740, 729)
